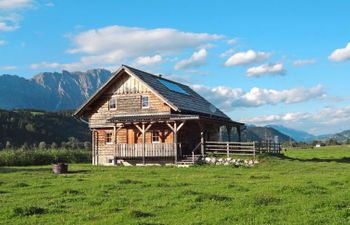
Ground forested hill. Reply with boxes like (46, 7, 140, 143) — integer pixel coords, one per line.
(0, 109, 90, 148)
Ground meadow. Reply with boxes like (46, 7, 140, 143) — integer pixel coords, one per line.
(0, 146, 349, 225)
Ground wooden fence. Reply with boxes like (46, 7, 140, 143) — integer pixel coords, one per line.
(115, 143, 176, 158)
(205, 141, 281, 157)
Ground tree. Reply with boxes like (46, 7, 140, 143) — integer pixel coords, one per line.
(346, 139, 350, 145)
(38, 141, 47, 149)
(5, 141, 11, 149)
(51, 142, 58, 149)
(326, 138, 339, 146)
(84, 141, 91, 150)
(21, 142, 30, 150)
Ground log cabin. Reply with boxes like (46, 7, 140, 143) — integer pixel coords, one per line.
(74, 65, 244, 166)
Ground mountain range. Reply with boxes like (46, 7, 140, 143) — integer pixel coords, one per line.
(0, 69, 111, 110)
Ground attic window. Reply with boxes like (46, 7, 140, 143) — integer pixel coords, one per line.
(141, 95, 149, 108)
(109, 97, 116, 110)
(157, 78, 190, 95)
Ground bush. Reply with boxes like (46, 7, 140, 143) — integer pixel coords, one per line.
(0, 148, 91, 166)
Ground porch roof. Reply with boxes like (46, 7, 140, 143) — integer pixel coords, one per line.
(107, 113, 244, 127)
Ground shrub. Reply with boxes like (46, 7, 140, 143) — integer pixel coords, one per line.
(0, 148, 91, 166)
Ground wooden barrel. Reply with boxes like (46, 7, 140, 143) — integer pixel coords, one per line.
(52, 163, 68, 174)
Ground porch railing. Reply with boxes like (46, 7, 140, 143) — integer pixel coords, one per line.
(115, 143, 176, 158)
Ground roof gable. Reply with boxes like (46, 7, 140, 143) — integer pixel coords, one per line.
(74, 65, 232, 121)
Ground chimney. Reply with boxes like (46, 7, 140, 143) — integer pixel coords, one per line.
(158, 74, 162, 78)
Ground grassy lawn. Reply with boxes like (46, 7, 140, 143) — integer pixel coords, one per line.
(0, 146, 350, 225)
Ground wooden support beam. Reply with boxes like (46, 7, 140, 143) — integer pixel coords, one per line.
(142, 123, 145, 165)
(176, 121, 185, 132)
(197, 121, 205, 156)
(173, 122, 177, 165)
(237, 126, 242, 142)
(225, 125, 232, 142)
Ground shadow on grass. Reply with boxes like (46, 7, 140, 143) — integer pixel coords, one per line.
(0, 167, 49, 173)
(0, 167, 90, 174)
(270, 153, 350, 163)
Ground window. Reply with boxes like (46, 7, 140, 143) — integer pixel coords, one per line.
(141, 95, 149, 108)
(152, 131, 160, 143)
(109, 97, 116, 110)
(106, 131, 113, 144)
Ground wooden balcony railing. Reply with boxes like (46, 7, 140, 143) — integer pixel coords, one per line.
(115, 143, 177, 158)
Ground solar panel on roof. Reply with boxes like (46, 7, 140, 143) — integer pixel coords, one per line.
(157, 78, 190, 95)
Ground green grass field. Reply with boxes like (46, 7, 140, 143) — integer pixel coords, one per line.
(1, 146, 350, 225)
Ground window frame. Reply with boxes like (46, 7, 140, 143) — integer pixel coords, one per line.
(108, 97, 117, 111)
(151, 130, 160, 143)
(141, 95, 150, 109)
(105, 131, 113, 145)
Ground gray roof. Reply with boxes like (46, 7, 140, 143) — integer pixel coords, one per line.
(123, 65, 230, 120)
(75, 65, 241, 124)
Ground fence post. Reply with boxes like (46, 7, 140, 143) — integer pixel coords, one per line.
(253, 142, 256, 159)
(226, 142, 229, 157)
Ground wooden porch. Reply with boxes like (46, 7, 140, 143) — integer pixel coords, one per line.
(114, 143, 179, 158)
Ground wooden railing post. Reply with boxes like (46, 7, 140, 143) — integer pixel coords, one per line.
(253, 141, 256, 159)
(226, 142, 229, 157)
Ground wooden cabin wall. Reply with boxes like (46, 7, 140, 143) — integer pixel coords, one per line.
(88, 72, 171, 126)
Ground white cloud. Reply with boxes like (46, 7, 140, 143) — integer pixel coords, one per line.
(220, 48, 235, 58)
(33, 25, 222, 71)
(224, 50, 270, 67)
(246, 63, 286, 77)
(0, 39, 6, 45)
(0, 16, 20, 31)
(66, 25, 222, 66)
(293, 59, 316, 66)
(0, 10, 26, 33)
(227, 38, 237, 45)
(175, 49, 207, 70)
(0, 65, 16, 70)
(0, 0, 32, 10)
(240, 105, 350, 135)
(329, 42, 350, 62)
(134, 55, 162, 66)
(192, 84, 326, 111)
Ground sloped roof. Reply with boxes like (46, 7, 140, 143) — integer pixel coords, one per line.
(74, 65, 240, 124)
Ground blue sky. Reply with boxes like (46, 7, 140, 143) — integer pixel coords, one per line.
(0, 0, 349, 135)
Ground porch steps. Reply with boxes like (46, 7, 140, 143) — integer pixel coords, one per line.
(177, 155, 202, 167)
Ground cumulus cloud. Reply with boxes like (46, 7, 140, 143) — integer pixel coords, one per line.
(293, 59, 316, 66)
(134, 55, 162, 66)
(329, 42, 350, 62)
(0, 1, 33, 33)
(66, 25, 221, 64)
(0, 0, 32, 10)
(246, 63, 286, 77)
(34, 25, 222, 71)
(0, 15, 20, 32)
(192, 84, 326, 111)
(240, 105, 350, 135)
(175, 49, 207, 70)
(224, 50, 270, 67)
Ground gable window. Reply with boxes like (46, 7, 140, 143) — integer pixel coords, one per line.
(141, 95, 149, 108)
(109, 97, 116, 110)
(152, 131, 160, 143)
(105, 131, 113, 144)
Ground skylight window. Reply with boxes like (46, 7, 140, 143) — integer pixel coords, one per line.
(157, 78, 190, 95)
